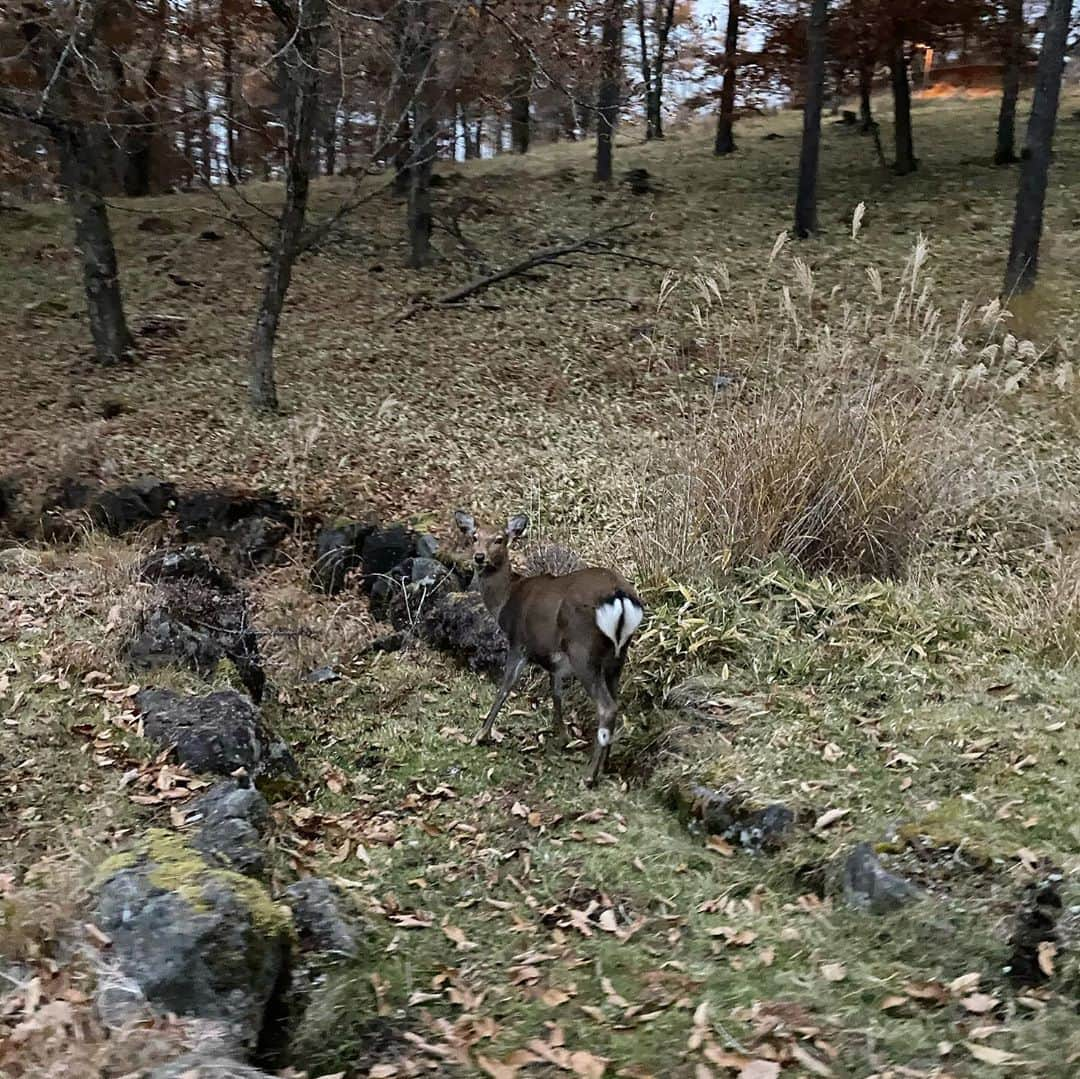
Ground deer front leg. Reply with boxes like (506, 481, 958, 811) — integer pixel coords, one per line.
(475, 647, 527, 745)
(549, 661, 570, 746)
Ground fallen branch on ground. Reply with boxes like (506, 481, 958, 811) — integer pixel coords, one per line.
(395, 222, 656, 322)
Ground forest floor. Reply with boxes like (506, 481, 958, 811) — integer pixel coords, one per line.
(4, 90, 1080, 1078)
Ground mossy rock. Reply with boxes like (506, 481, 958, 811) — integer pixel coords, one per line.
(93, 829, 291, 1052)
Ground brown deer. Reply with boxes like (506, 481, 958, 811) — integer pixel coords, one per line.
(453, 510, 644, 786)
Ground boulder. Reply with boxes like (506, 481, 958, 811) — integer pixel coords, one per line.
(372, 556, 456, 625)
(184, 780, 271, 880)
(414, 590, 507, 675)
(151, 1056, 275, 1079)
(283, 878, 362, 960)
(93, 830, 291, 1054)
(137, 547, 236, 593)
(360, 524, 417, 591)
(266, 879, 368, 1069)
(842, 842, 923, 914)
(176, 490, 293, 571)
(136, 689, 296, 780)
(674, 784, 796, 854)
(126, 574, 265, 701)
(310, 520, 374, 595)
(89, 477, 177, 534)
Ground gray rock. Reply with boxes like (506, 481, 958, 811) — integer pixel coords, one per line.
(185, 781, 270, 880)
(93, 831, 291, 1054)
(283, 878, 362, 960)
(137, 547, 236, 593)
(310, 520, 373, 595)
(372, 556, 455, 625)
(677, 784, 796, 854)
(271, 879, 367, 1066)
(136, 690, 296, 780)
(175, 490, 293, 573)
(305, 665, 341, 684)
(150, 1054, 275, 1078)
(89, 477, 177, 534)
(414, 589, 507, 675)
(361, 524, 417, 591)
(126, 577, 265, 702)
(843, 842, 924, 914)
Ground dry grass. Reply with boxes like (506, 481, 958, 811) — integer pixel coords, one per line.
(621, 234, 1017, 585)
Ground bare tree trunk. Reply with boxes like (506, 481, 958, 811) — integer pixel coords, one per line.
(57, 124, 134, 365)
(405, 0, 435, 267)
(890, 38, 916, 175)
(635, 0, 655, 139)
(249, 0, 326, 411)
(794, 0, 828, 238)
(223, 19, 239, 185)
(510, 58, 531, 153)
(994, 0, 1023, 165)
(595, 0, 623, 182)
(1004, 0, 1070, 297)
(858, 59, 873, 131)
(324, 108, 337, 175)
(714, 0, 740, 155)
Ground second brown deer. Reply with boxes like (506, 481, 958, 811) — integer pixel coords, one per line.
(453, 511, 644, 786)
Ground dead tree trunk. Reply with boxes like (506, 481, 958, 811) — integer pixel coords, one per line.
(57, 124, 135, 365)
(637, 0, 676, 140)
(858, 59, 873, 131)
(510, 56, 531, 153)
(1004, 0, 1070, 297)
(994, 0, 1023, 165)
(7, 1, 134, 365)
(794, 0, 828, 238)
(249, 0, 327, 412)
(595, 0, 623, 182)
(890, 38, 916, 175)
(714, 0, 740, 155)
(223, 18, 239, 185)
(404, 0, 436, 267)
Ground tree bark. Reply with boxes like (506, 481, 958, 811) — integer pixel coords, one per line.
(638, 0, 675, 140)
(510, 60, 531, 153)
(890, 38, 916, 175)
(223, 18, 239, 185)
(714, 0, 740, 155)
(994, 0, 1023, 165)
(595, 0, 623, 182)
(794, 0, 828, 238)
(1004, 0, 1070, 297)
(57, 124, 134, 365)
(324, 107, 337, 175)
(858, 60, 873, 131)
(249, 0, 327, 411)
(636, 0, 654, 139)
(404, 0, 435, 267)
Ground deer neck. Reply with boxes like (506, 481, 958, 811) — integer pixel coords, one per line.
(479, 560, 519, 621)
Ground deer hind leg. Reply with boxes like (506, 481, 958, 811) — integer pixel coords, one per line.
(476, 646, 527, 746)
(584, 691, 617, 787)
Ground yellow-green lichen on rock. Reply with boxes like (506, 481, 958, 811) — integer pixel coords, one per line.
(98, 828, 291, 937)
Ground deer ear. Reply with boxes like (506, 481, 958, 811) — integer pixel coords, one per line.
(506, 513, 530, 541)
(453, 509, 475, 535)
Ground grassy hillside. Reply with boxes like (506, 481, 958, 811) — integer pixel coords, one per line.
(3, 91, 1080, 1077)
